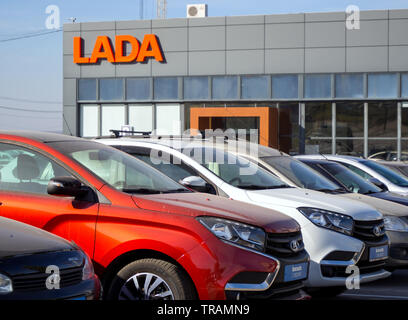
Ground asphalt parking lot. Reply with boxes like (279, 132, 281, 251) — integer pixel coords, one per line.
(334, 270, 408, 300)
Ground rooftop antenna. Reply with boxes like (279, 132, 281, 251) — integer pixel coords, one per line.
(139, 0, 144, 20)
(157, 0, 167, 19)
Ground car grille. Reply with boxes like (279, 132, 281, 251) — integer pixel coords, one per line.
(353, 219, 386, 242)
(12, 266, 83, 292)
(265, 231, 305, 258)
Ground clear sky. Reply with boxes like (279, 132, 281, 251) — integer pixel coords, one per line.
(0, 0, 407, 132)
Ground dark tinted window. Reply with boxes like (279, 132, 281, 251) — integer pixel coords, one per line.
(362, 160, 408, 187)
(320, 162, 381, 194)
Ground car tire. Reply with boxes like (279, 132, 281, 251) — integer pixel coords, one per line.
(305, 286, 346, 299)
(106, 258, 197, 300)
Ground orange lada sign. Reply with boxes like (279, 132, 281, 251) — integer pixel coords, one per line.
(73, 34, 164, 64)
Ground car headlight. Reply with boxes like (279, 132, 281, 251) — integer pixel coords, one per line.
(82, 253, 95, 281)
(0, 273, 13, 294)
(197, 217, 266, 252)
(384, 216, 408, 232)
(298, 207, 354, 236)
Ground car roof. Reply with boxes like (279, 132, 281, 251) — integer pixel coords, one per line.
(297, 154, 365, 163)
(378, 160, 408, 167)
(100, 137, 286, 157)
(297, 158, 333, 165)
(0, 130, 83, 143)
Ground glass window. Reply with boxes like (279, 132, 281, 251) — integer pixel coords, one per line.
(241, 76, 269, 99)
(402, 74, 408, 98)
(335, 74, 364, 98)
(304, 74, 331, 99)
(336, 103, 364, 138)
(402, 104, 408, 138)
(156, 104, 181, 135)
(336, 139, 364, 157)
(362, 160, 408, 187)
(272, 75, 298, 99)
(212, 76, 238, 100)
(101, 105, 126, 136)
(184, 77, 209, 100)
(128, 105, 153, 132)
(0, 143, 74, 195)
(260, 156, 339, 191)
(340, 162, 373, 180)
(126, 78, 151, 100)
(368, 140, 397, 160)
(319, 162, 381, 195)
(368, 73, 398, 98)
(368, 102, 397, 137)
(78, 79, 97, 101)
(279, 103, 299, 155)
(181, 147, 289, 189)
(80, 105, 99, 137)
(154, 77, 179, 100)
(305, 103, 332, 154)
(336, 102, 364, 156)
(49, 140, 188, 194)
(134, 151, 198, 183)
(99, 79, 123, 101)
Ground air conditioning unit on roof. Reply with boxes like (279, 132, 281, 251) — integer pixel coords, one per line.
(187, 4, 208, 18)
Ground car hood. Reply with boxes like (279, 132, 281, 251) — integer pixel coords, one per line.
(132, 193, 300, 234)
(0, 217, 74, 260)
(372, 191, 408, 207)
(341, 193, 408, 217)
(245, 188, 382, 221)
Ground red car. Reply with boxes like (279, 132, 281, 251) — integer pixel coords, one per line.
(0, 131, 309, 300)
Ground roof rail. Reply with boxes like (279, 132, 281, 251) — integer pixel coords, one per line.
(110, 130, 152, 138)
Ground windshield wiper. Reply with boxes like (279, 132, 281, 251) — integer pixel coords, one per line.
(160, 188, 191, 194)
(236, 184, 291, 190)
(315, 188, 348, 194)
(122, 188, 191, 194)
(122, 188, 162, 194)
(363, 190, 379, 195)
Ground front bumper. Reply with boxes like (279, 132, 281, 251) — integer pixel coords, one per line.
(302, 223, 391, 288)
(0, 275, 101, 300)
(177, 234, 309, 300)
(386, 230, 408, 268)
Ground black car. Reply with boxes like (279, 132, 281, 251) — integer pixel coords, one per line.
(0, 216, 101, 300)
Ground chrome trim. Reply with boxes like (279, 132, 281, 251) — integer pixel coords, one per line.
(320, 244, 365, 267)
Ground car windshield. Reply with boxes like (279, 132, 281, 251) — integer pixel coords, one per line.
(48, 140, 189, 194)
(362, 160, 408, 187)
(181, 147, 290, 190)
(319, 162, 382, 194)
(260, 156, 342, 192)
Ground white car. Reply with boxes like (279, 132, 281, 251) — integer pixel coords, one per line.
(298, 155, 408, 196)
(97, 137, 390, 296)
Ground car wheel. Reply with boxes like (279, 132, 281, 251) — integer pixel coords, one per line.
(107, 258, 197, 300)
(305, 286, 346, 299)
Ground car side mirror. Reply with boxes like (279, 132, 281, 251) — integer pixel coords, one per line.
(48, 176, 91, 199)
(369, 178, 388, 192)
(179, 176, 216, 194)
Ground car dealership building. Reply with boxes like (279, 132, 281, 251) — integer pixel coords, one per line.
(63, 8, 408, 158)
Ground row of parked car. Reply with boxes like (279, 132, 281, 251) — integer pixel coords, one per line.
(0, 130, 408, 300)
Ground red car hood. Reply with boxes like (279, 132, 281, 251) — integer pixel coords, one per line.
(132, 193, 299, 234)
